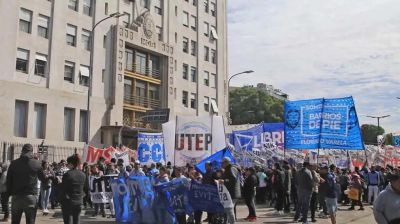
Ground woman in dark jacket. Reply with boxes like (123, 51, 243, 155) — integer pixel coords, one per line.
(243, 167, 257, 222)
(59, 154, 86, 224)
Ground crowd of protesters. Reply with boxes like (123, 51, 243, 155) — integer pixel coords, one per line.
(1, 143, 400, 224)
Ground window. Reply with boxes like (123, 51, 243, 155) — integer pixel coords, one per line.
(183, 37, 189, 53)
(14, 100, 28, 137)
(204, 0, 209, 12)
(19, 8, 32, 33)
(210, 1, 216, 16)
(190, 15, 197, 30)
(211, 98, 219, 113)
(135, 51, 147, 74)
(204, 22, 209, 36)
(125, 48, 134, 71)
(37, 15, 49, 38)
(193, 0, 197, 6)
(211, 49, 216, 64)
(149, 85, 158, 100)
(183, 11, 189, 27)
(204, 46, 209, 61)
(150, 55, 160, 77)
(124, 78, 133, 96)
(182, 64, 188, 79)
(182, 91, 188, 107)
(64, 108, 75, 141)
(136, 81, 146, 106)
(79, 110, 87, 142)
(154, 0, 162, 15)
(103, 35, 107, 47)
(204, 96, 210, 111)
(190, 40, 197, 56)
(175, 32, 177, 43)
(79, 65, 90, 86)
(34, 54, 47, 77)
(156, 26, 163, 41)
(68, 0, 78, 11)
(190, 93, 197, 109)
(66, 24, 77, 46)
(64, 61, 75, 83)
(105, 2, 108, 15)
(175, 6, 178, 16)
(210, 73, 216, 88)
(16, 48, 29, 73)
(190, 66, 197, 82)
(83, 0, 92, 16)
(81, 29, 91, 50)
(33, 103, 46, 139)
(122, 12, 130, 27)
(210, 26, 219, 40)
(204, 71, 209, 86)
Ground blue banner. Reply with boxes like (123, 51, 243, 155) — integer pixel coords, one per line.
(156, 178, 193, 215)
(394, 136, 400, 147)
(189, 181, 224, 213)
(138, 133, 165, 165)
(111, 176, 131, 223)
(195, 148, 235, 174)
(231, 123, 284, 151)
(284, 96, 364, 150)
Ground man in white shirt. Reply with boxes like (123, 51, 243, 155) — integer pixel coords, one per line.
(256, 168, 267, 204)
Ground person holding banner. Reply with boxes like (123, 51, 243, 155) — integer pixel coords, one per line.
(90, 165, 106, 217)
(172, 167, 190, 224)
(220, 157, 241, 224)
(153, 166, 170, 223)
(59, 154, 86, 224)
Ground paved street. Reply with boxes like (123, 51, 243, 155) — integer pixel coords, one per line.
(12, 203, 375, 224)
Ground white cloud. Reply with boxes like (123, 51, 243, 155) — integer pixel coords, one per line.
(228, 0, 400, 133)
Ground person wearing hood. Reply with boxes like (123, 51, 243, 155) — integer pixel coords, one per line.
(0, 163, 9, 221)
(6, 144, 45, 224)
(373, 169, 400, 224)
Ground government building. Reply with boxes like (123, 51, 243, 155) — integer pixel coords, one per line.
(0, 0, 228, 161)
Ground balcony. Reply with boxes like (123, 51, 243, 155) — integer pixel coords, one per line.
(124, 94, 160, 109)
(125, 63, 160, 80)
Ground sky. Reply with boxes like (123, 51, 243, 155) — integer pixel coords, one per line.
(227, 0, 400, 133)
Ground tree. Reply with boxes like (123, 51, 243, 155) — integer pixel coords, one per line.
(229, 87, 284, 125)
(361, 124, 385, 145)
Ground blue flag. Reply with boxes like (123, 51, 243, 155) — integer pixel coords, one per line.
(189, 181, 224, 213)
(393, 136, 400, 147)
(284, 96, 364, 150)
(195, 148, 235, 174)
(155, 178, 193, 215)
(111, 176, 131, 223)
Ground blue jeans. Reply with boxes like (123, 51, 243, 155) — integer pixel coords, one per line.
(40, 187, 51, 210)
(295, 189, 312, 221)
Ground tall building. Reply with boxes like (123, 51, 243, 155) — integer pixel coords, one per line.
(0, 0, 228, 154)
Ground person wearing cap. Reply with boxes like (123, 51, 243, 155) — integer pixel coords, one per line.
(293, 162, 313, 224)
(219, 157, 241, 224)
(373, 169, 400, 224)
(6, 144, 45, 224)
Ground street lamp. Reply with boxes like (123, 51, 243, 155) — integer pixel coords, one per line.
(86, 12, 127, 144)
(226, 70, 254, 124)
(366, 115, 391, 128)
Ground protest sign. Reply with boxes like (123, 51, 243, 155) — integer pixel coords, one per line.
(138, 133, 165, 166)
(394, 135, 400, 147)
(189, 181, 224, 213)
(217, 183, 233, 208)
(113, 147, 131, 166)
(168, 115, 226, 166)
(83, 145, 114, 165)
(89, 176, 114, 204)
(111, 176, 131, 223)
(162, 120, 176, 164)
(284, 97, 364, 150)
(156, 178, 192, 215)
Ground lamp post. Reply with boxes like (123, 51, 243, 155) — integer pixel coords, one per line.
(86, 12, 127, 144)
(366, 115, 391, 129)
(226, 70, 254, 124)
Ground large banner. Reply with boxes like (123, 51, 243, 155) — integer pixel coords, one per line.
(111, 175, 230, 223)
(394, 135, 400, 147)
(166, 115, 226, 166)
(138, 133, 165, 166)
(83, 145, 131, 165)
(89, 175, 115, 204)
(284, 96, 364, 150)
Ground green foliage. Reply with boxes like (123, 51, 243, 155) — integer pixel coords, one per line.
(229, 87, 284, 125)
(361, 124, 385, 145)
(384, 133, 394, 145)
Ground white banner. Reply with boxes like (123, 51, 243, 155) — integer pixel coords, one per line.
(170, 115, 226, 166)
(217, 183, 233, 208)
(162, 120, 176, 165)
(137, 133, 165, 166)
(89, 175, 115, 204)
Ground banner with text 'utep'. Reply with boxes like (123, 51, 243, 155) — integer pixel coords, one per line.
(284, 96, 364, 150)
